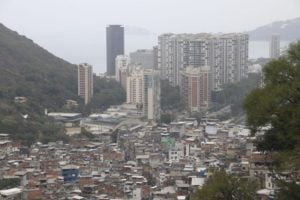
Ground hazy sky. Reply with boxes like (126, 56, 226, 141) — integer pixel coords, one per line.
(0, 0, 299, 72)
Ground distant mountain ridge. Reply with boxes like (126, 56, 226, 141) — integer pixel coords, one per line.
(248, 17, 300, 41)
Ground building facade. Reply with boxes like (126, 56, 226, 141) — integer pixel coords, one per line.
(153, 46, 159, 70)
(115, 55, 129, 89)
(158, 33, 248, 90)
(158, 33, 173, 83)
(126, 65, 144, 105)
(270, 33, 280, 59)
(180, 66, 212, 113)
(106, 25, 124, 76)
(78, 63, 93, 105)
(126, 66, 161, 121)
(143, 70, 161, 121)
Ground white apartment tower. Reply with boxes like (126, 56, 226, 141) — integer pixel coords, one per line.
(270, 34, 280, 59)
(143, 70, 161, 121)
(78, 63, 93, 105)
(126, 66, 161, 121)
(115, 55, 129, 89)
(126, 65, 144, 104)
(158, 33, 249, 90)
(158, 34, 173, 83)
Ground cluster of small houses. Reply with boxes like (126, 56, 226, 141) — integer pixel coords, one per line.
(0, 104, 297, 199)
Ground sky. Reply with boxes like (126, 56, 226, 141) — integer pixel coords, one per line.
(0, 0, 299, 72)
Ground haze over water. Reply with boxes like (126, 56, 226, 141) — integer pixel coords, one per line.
(0, 0, 298, 73)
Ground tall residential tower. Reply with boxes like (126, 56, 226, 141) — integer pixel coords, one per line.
(115, 55, 129, 89)
(157, 33, 248, 90)
(270, 33, 280, 59)
(106, 25, 124, 76)
(78, 63, 93, 105)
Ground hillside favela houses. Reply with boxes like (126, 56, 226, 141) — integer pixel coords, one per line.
(1, 5, 300, 199)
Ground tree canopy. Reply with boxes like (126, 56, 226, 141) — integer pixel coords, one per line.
(243, 41, 300, 151)
(192, 171, 258, 200)
(161, 80, 184, 111)
(212, 73, 261, 117)
(243, 41, 300, 199)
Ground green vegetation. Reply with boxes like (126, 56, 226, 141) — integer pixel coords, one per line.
(161, 80, 184, 111)
(244, 41, 300, 152)
(212, 73, 261, 117)
(88, 77, 126, 113)
(0, 23, 80, 111)
(0, 23, 79, 145)
(192, 171, 258, 200)
(243, 41, 300, 199)
(276, 180, 300, 200)
(160, 113, 176, 124)
(0, 178, 20, 190)
(0, 23, 125, 145)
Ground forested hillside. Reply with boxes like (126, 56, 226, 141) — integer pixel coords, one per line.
(0, 23, 125, 145)
(0, 23, 80, 112)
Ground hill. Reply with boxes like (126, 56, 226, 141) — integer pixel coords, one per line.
(248, 17, 300, 41)
(0, 23, 80, 112)
(0, 23, 125, 145)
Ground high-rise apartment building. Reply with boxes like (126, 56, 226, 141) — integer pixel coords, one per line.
(143, 70, 161, 121)
(130, 49, 154, 69)
(126, 65, 161, 121)
(217, 34, 249, 86)
(180, 66, 212, 113)
(78, 63, 93, 105)
(115, 55, 129, 89)
(106, 25, 124, 76)
(158, 33, 173, 83)
(153, 46, 159, 70)
(126, 65, 144, 104)
(158, 33, 248, 90)
(270, 33, 280, 59)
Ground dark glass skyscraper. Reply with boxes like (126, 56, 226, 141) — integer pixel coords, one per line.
(106, 25, 124, 75)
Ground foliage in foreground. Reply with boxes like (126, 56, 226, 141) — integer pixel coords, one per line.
(244, 41, 300, 152)
(276, 180, 300, 200)
(192, 171, 258, 200)
(243, 41, 300, 199)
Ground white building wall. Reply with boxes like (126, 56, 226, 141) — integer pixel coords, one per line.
(158, 33, 249, 90)
(270, 34, 280, 59)
(115, 55, 129, 82)
(78, 63, 93, 105)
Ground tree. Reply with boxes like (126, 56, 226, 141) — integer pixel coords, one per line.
(161, 80, 184, 111)
(0, 178, 20, 190)
(276, 180, 300, 200)
(192, 171, 258, 200)
(160, 113, 175, 124)
(212, 73, 261, 117)
(243, 41, 300, 151)
(243, 41, 300, 199)
(88, 77, 126, 113)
